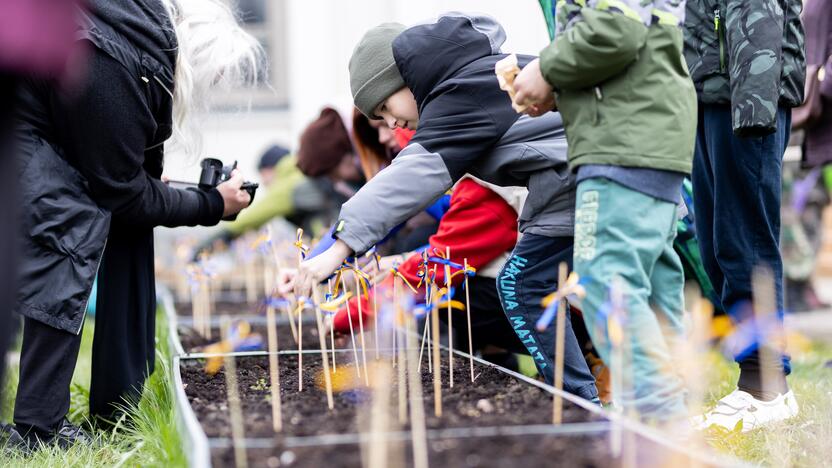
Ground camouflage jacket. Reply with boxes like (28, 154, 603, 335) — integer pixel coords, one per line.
(683, 0, 806, 137)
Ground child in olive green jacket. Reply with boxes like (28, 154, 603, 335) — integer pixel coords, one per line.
(514, 0, 696, 424)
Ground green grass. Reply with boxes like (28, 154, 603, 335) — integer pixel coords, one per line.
(0, 312, 185, 467)
(701, 344, 832, 466)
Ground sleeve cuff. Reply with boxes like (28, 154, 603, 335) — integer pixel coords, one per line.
(203, 188, 225, 226)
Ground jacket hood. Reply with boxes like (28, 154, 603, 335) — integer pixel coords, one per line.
(87, 0, 177, 73)
(392, 13, 506, 107)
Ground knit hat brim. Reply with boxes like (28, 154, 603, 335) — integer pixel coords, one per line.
(353, 62, 405, 119)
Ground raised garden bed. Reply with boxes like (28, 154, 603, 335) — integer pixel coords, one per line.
(160, 286, 734, 468)
(178, 351, 721, 468)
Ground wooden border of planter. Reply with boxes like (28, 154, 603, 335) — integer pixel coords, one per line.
(159, 286, 212, 468)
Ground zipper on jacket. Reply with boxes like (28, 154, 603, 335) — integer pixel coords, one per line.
(714, 8, 726, 73)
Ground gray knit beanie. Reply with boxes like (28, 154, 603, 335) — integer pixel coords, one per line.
(349, 22, 407, 119)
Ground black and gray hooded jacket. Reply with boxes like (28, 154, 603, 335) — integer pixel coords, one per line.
(336, 13, 574, 254)
(15, 0, 225, 333)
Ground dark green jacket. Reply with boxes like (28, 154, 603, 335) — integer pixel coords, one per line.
(683, 0, 806, 137)
(538, 0, 696, 174)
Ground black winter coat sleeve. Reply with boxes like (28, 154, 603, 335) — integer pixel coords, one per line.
(52, 49, 224, 228)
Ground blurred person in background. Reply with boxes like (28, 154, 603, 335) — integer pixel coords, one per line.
(193, 144, 334, 256)
(12, 0, 260, 449)
(685, 0, 805, 430)
(298, 107, 445, 262)
(0, 0, 83, 442)
(800, 0, 832, 295)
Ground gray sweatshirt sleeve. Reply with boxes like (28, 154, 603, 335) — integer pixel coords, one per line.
(335, 143, 453, 254)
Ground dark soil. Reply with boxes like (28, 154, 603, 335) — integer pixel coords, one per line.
(182, 354, 702, 467)
(181, 354, 597, 440)
(178, 319, 344, 353)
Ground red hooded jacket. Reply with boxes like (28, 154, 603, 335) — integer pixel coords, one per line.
(332, 178, 518, 333)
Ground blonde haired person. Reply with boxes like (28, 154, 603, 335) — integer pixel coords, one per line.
(11, 0, 261, 448)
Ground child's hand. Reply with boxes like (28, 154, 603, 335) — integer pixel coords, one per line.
(293, 239, 352, 298)
(275, 268, 297, 297)
(513, 58, 557, 117)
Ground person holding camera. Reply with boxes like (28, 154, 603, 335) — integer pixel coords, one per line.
(12, 0, 260, 449)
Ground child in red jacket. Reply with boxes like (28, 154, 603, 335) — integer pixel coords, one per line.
(331, 177, 527, 361)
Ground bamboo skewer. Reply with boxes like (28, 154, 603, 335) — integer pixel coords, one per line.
(609, 278, 625, 459)
(367, 359, 392, 468)
(297, 301, 303, 392)
(222, 318, 248, 468)
(284, 302, 299, 345)
(752, 266, 780, 401)
(406, 314, 429, 468)
(553, 262, 568, 425)
(372, 254, 380, 360)
(431, 282, 442, 417)
(397, 320, 408, 424)
(266, 306, 283, 432)
(312, 287, 334, 410)
(296, 230, 304, 392)
(341, 276, 362, 379)
(355, 262, 370, 386)
(328, 279, 336, 372)
(445, 246, 454, 388)
(464, 258, 474, 383)
(244, 258, 257, 304)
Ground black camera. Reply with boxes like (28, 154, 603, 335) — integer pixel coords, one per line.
(197, 158, 259, 221)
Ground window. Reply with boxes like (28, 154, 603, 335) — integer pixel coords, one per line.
(216, 0, 289, 109)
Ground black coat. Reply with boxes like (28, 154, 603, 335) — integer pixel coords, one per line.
(15, 0, 224, 334)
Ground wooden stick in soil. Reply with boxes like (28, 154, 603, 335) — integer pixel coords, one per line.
(267, 228, 298, 345)
(296, 227, 305, 390)
(609, 278, 624, 458)
(244, 257, 257, 304)
(355, 262, 370, 385)
(297, 301, 303, 392)
(751, 266, 781, 402)
(392, 277, 406, 421)
(266, 305, 283, 432)
(312, 286, 335, 410)
(405, 314, 429, 468)
(222, 318, 248, 468)
(430, 282, 442, 417)
(396, 299, 408, 424)
(341, 275, 362, 379)
(552, 262, 568, 425)
(328, 278, 336, 372)
(283, 301, 299, 345)
(367, 358, 393, 468)
(464, 258, 474, 383)
(372, 255, 380, 360)
(444, 246, 454, 388)
(418, 260, 432, 374)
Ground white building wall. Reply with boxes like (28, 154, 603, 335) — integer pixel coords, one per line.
(162, 1, 549, 186)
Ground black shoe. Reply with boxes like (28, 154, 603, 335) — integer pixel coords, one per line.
(0, 423, 31, 455)
(18, 418, 93, 450)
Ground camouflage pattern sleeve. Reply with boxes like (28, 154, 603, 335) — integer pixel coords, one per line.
(779, 0, 806, 108)
(725, 0, 784, 137)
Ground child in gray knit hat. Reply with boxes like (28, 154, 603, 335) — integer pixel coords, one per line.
(291, 13, 601, 403)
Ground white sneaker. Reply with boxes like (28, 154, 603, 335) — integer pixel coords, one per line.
(693, 389, 799, 432)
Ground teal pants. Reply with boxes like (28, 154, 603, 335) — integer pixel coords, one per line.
(574, 178, 687, 421)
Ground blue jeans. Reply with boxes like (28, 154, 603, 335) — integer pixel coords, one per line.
(496, 234, 598, 402)
(691, 103, 792, 385)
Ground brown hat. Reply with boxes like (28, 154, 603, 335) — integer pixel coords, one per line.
(296, 107, 353, 177)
